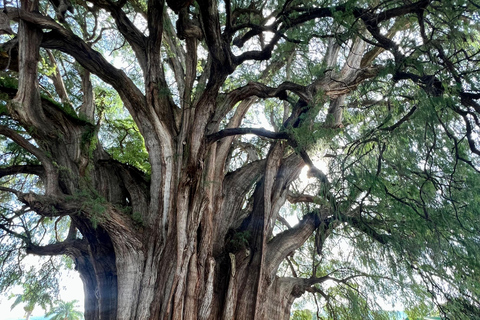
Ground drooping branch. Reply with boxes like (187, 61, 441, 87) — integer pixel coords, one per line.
(380, 105, 417, 132)
(341, 213, 391, 245)
(460, 113, 480, 158)
(0, 125, 59, 194)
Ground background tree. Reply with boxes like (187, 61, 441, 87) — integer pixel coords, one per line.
(0, 0, 479, 319)
(9, 271, 55, 320)
(46, 300, 84, 320)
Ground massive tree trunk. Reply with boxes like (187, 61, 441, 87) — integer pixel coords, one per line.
(1, 4, 361, 318)
(2, 0, 459, 319)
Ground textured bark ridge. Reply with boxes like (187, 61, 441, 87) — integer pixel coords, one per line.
(1, 0, 460, 319)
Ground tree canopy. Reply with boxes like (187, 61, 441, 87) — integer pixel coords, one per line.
(0, 0, 479, 319)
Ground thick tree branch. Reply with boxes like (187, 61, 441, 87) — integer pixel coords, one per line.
(233, 33, 282, 65)
(197, 0, 234, 73)
(163, 12, 186, 98)
(229, 5, 335, 52)
(0, 81, 94, 128)
(16, 192, 83, 217)
(146, 0, 164, 74)
(356, 0, 430, 61)
(266, 211, 326, 278)
(207, 127, 288, 144)
(225, 81, 309, 106)
(217, 159, 266, 242)
(25, 238, 89, 256)
(228, 0, 429, 67)
(45, 49, 71, 106)
(0, 164, 44, 179)
(361, 0, 430, 24)
(461, 113, 480, 157)
(287, 191, 315, 204)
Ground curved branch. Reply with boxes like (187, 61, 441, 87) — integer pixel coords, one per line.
(0, 125, 40, 156)
(229, 5, 335, 55)
(226, 81, 310, 105)
(461, 113, 480, 157)
(380, 105, 417, 132)
(229, 0, 429, 66)
(217, 159, 266, 237)
(26, 238, 89, 256)
(0, 165, 44, 179)
(207, 127, 288, 144)
(233, 33, 282, 65)
(266, 211, 326, 278)
(363, 0, 430, 24)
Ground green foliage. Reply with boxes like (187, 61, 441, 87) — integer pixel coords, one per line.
(404, 303, 436, 320)
(80, 123, 98, 159)
(227, 230, 251, 252)
(45, 300, 84, 320)
(101, 118, 150, 174)
(2, 257, 61, 315)
(9, 278, 54, 315)
(0, 74, 18, 89)
(291, 309, 314, 320)
(440, 297, 480, 320)
(65, 189, 107, 229)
